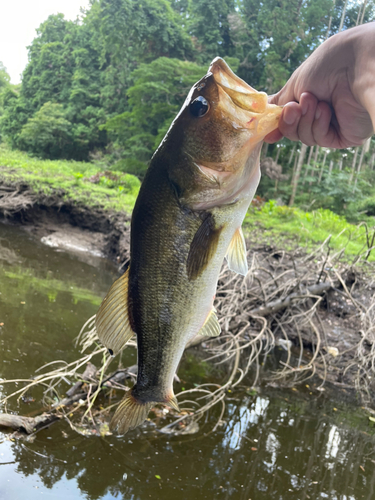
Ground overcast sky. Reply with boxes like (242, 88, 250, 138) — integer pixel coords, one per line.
(0, 0, 91, 84)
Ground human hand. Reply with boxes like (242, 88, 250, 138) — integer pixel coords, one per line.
(265, 24, 375, 148)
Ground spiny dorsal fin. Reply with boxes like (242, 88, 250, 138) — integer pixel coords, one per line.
(187, 214, 223, 281)
(95, 267, 134, 356)
(225, 227, 248, 276)
(198, 308, 221, 337)
(110, 390, 153, 435)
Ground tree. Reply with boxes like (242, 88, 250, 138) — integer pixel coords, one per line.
(97, 0, 195, 116)
(7, 13, 106, 160)
(18, 102, 73, 159)
(0, 89, 28, 147)
(230, 0, 333, 92)
(187, 0, 236, 62)
(102, 57, 207, 176)
(0, 62, 10, 91)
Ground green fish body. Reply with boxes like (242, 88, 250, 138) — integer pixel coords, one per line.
(96, 58, 282, 434)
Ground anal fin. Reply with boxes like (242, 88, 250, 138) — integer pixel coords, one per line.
(225, 227, 248, 276)
(198, 308, 221, 337)
(95, 267, 134, 356)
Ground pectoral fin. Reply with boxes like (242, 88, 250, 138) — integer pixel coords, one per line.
(187, 214, 223, 281)
(95, 267, 134, 356)
(198, 308, 221, 337)
(225, 227, 248, 275)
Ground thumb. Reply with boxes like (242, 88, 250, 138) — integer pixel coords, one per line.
(268, 76, 300, 107)
(267, 92, 281, 106)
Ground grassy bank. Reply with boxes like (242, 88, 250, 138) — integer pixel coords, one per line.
(1, 145, 374, 260)
(0, 145, 140, 213)
(246, 200, 375, 260)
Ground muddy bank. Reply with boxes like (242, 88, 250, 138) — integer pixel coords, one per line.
(0, 181, 131, 265)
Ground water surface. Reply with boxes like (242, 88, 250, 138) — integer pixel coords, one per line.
(1, 222, 375, 500)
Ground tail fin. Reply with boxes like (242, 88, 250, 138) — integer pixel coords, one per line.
(110, 391, 154, 435)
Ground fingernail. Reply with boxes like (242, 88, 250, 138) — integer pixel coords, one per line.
(315, 107, 321, 120)
(284, 106, 298, 125)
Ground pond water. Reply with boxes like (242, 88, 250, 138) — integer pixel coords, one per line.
(1, 222, 375, 500)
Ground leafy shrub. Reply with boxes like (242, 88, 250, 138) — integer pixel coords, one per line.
(113, 158, 149, 178)
(18, 102, 73, 159)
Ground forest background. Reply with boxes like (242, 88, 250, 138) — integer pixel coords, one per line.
(0, 0, 375, 224)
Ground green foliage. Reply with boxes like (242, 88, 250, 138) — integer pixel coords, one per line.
(230, 0, 333, 91)
(296, 167, 371, 215)
(97, 0, 195, 115)
(102, 58, 207, 176)
(188, 0, 235, 62)
(0, 0, 374, 227)
(1, 0, 354, 161)
(0, 88, 29, 147)
(0, 62, 10, 91)
(18, 102, 73, 159)
(246, 200, 375, 260)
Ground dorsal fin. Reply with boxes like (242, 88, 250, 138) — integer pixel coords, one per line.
(198, 308, 221, 337)
(225, 227, 248, 276)
(187, 214, 223, 281)
(95, 267, 134, 356)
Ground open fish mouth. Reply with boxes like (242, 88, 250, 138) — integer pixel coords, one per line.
(208, 57, 281, 135)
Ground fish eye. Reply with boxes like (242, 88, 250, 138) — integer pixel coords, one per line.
(190, 96, 209, 117)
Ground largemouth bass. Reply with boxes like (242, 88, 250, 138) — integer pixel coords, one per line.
(96, 58, 282, 434)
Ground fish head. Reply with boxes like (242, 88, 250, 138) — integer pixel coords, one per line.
(160, 57, 282, 209)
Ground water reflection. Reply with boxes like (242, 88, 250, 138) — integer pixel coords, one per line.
(1, 388, 375, 500)
(1, 223, 375, 499)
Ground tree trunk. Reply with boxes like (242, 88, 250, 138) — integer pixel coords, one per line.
(318, 150, 328, 183)
(309, 146, 320, 185)
(360, 0, 368, 24)
(274, 146, 281, 164)
(339, 0, 348, 32)
(289, 143, 307, 206)
(288, 145, 296, 166)
(349, 147, 359, 184)
(353, 142, 367, 191)
(328, 159, 334, 177)
(303, 145, 315, 183)
(325, 0, 336, 39)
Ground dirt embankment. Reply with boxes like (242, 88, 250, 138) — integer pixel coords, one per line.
(0, 181, 131, 265)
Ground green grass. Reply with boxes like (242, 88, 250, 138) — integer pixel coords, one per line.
(1, 145, 374, 260)
(245, 200, 375, 260)
(0, 144, 140, 212)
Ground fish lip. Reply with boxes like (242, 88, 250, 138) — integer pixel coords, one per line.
(208, 57, 282, 121)
(208, 57, 258, 99)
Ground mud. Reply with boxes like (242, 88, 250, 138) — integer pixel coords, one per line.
(0, 181, 131, 266)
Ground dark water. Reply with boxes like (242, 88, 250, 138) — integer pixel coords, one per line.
(1, 223, 375, 500)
